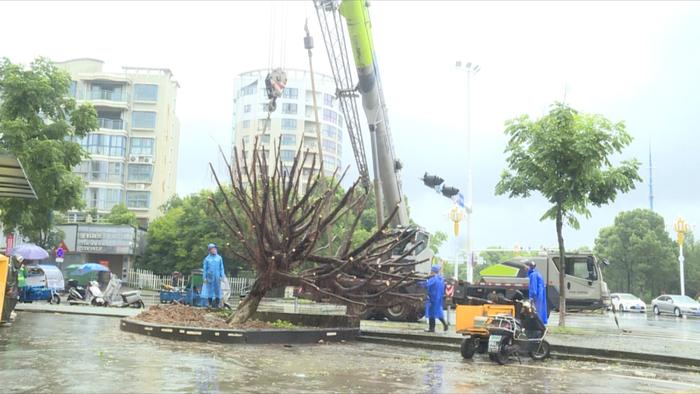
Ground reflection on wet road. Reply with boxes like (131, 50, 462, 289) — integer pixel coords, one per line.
(2, 313, 700, 393)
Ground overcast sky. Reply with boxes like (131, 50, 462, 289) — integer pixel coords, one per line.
(2, 1, 699, 255)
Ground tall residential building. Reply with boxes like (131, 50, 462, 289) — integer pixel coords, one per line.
(56, 58, 180, 227)
(232, 69, 345, 188)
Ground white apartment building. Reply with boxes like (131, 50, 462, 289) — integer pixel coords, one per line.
(56, 58, 180, 227)
(232, 69, 345, 188)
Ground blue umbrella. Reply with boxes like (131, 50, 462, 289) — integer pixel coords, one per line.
(74, 263, 110, 274)
(11, 243, 49, 260)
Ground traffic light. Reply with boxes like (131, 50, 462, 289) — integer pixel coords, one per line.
(441, 185, 460, 198)
(422, 172, 444, 188)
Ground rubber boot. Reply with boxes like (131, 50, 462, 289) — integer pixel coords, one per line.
(440, 318, 449, 332)
(425, 318, 436, 332)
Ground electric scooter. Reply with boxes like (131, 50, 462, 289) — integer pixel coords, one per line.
(486, 300, 551, 365)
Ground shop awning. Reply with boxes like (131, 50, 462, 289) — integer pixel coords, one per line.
(0, 154, 36, 199)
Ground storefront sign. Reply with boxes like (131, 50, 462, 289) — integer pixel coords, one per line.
(76, 225, 135, 255)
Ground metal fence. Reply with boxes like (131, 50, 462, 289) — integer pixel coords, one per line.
(125, 268, 255, 294)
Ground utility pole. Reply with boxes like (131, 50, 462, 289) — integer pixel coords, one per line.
(456, 61, 479, 283)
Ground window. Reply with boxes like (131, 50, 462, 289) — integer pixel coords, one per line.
(303, 136, 317, 148)
(132, 111, 157, 129)
(261, 134, 270, 145)
(323, 139, 336, 154)
(127, 191, 151, 209)
(78, 134, 127, 157)
(239, 82, 257, 97)
(242, 120, 251, 129)
(90, 84, 124, 101)
(242, 136, 250, 145)
(324, 94, 333, 106)
(128, 164, 153, 182)
(323, 157, 336, 167)
(69, 81, 77, 98)
(560, 256, 598, 281)
(282, 87, 298, 99)
(282, 103, 298, 114)
(133, 84, 158, 102)
(85, 187, 122, 211)
(323, 109, 337, 124)
(243, 104, 251, 113)
(281, 134, 296, 146)
(322, 125, 336, 139)
(257, 118, 270, 131)
(337, 114, 344, 127)
(130, 138, 155, 156)
(260, 103, 270, 112)
(281, 119, 297, 130)
(81, 161, 124, 183)
(280, 149, 295, 162)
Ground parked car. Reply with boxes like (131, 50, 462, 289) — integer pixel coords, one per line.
(652, 295, 700, 317)
(610, 293, 646, 313)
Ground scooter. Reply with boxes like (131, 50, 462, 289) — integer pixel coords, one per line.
(103, 275, 145, 308)
(66, 279, 88, 304)
(486, 300, 551, 365)
(87, 281, 108, 306)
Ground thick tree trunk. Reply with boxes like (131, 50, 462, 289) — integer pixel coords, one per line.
(556, 207, 566, 327)
(227, 277, 269, 324)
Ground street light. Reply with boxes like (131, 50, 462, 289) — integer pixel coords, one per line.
(456, 60, 479, 283)
(674, 217, 690, 296)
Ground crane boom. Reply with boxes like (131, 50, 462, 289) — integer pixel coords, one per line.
(315, 0, 409, 228)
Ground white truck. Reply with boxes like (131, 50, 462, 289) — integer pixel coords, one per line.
(453, 253, 611, 312)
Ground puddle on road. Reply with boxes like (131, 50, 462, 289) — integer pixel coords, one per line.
(1, 313, 699, 393)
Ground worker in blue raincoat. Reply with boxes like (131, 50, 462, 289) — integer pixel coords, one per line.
(420, 265, 449, 332)
(201, 243, 225, 308)
(527, 261, 548, 325)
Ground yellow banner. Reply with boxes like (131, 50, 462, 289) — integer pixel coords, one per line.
(0, 255, 9, 322)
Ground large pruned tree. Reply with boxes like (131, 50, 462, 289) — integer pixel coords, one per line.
(0, 57, 97, 247)
(210, 139, 426, 324)
(495, 102, 641, 326)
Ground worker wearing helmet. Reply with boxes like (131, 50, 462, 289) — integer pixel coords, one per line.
(201, 243, 225, 308)
(526, 260, 548, 324)
(421, 265, 449, 332)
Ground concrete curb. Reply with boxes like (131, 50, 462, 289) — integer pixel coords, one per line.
(120, 318, 359, 344)
(359, 329, 700, 370)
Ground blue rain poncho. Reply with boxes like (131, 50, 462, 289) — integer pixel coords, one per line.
(201, 253, 225, 300)
(421, 274, 446, 319)
(528, 267, 548, 324)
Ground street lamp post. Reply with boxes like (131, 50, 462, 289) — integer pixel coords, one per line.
(456, 61, 479, 283)
(674, 217, 690, 296)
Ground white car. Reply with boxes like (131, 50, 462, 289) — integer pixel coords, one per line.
(652, 295, 700, 317)
(610, 293, 646, 313)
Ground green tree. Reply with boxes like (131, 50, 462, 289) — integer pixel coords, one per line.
(428, 230, 448, 254)
(0, 57, 97, 247)
(683, 233, 700, 299)
(103, 204, 137, 226)
(139, 190, 247, 275)
(594, 209, 677, 300)
(495, 102, 640, 326)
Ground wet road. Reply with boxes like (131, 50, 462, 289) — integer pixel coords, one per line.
(3, 313, 700, 393)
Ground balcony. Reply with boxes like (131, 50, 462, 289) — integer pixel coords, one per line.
(98, 118, 125, 131)
(79, 87, 129, 109)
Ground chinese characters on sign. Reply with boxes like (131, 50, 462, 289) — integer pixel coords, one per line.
(76, 226, 135, 255)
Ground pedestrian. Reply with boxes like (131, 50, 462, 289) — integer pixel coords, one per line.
(526, 260, 548, 324)
(421, 265, 448, 332)
(201, 243, 225, 308)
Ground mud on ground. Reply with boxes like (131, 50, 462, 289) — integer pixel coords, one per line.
(133, 304, 279, 329)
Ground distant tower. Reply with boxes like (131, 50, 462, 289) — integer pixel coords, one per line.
(649, 143, 654, 211)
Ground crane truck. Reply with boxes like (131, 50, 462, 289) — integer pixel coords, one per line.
(313, 0, 433, 321)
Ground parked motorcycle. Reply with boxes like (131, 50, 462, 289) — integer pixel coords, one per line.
(66, 279, 87, 304)
(103, 275, 145, 308)
(486, 300, 551, 365)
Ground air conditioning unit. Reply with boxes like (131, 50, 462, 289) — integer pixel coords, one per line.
(142, 157, 153, 164)
(129, 155, 137, 162)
